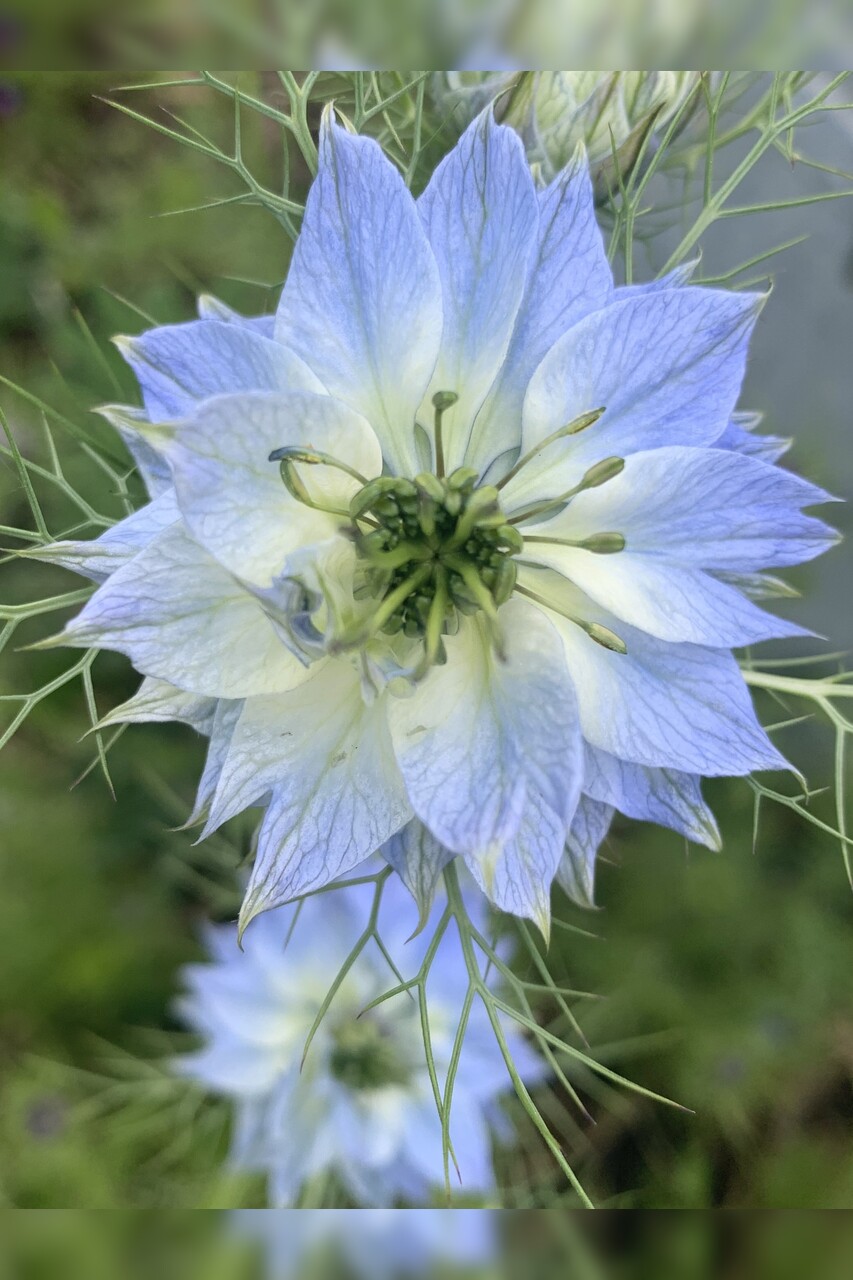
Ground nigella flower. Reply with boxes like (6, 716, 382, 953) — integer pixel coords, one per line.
(175, 875, 542, 1206)
(235, 1209, 496, 1278)
(37, 109, 836, 932)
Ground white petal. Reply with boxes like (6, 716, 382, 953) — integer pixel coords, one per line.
(200, 661, 411, 928)
(388, 598, 583, 855)
(26, 488, 179, 583)
(382, 820, 454, 932)
(61, 524, 313, 699)
(97, 675, 217, 731)
(158, 390, 382, 586)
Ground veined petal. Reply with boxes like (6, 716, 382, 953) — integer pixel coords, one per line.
(275, 115, 443, 476)
(115, 319, 322, 421)
(518, 566, 787, 776)
(224, 662, 411, 929)
(467, 143, 613, 476)
(97, 675, 217, 732)
(521, 542, 811, 646)
(557, 796, 613, 909)
(25, 488, 179, 583)
(583, 745, 721, 849)
(538, 446, 837, 571)
(388, 598, 582, 856)
(381, 821, 455, 932)
(157, 391, 382, 587)
(60, 524, 313, 699)
(463, 788, 565, 937)
(715, 410, 790, 463)
(503, 288, 763, 509)
(100, 404, 172, 496)
(189, 700, 245, 826)
(418, 109, 539, 473)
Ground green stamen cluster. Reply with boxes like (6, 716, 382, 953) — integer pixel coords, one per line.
(328, 1017, 411, 1091)
(347, 468, 523, 663)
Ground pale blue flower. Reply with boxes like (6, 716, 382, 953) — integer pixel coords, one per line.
(39, 109, 836, 930)
(176, 874, 542, 1206)
(234, 1208, 497, 1278)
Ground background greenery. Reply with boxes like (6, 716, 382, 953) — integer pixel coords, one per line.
(0, 72, 851, 1235)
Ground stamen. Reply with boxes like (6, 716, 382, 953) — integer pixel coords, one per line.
(495, 407, 606, 492)
(523, 531, 626, 554)
(276, 458, 353, 520)
(507, 456, 625, 526)
(431, 391, 458, 479)
(268, 445, 370, 488)
(515, 583, 627, 654)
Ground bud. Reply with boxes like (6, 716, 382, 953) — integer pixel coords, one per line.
(432, 72, 706, 199)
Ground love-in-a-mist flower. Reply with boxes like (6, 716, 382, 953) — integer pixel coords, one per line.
(234, 1208, 496, 1279)
(38, 108, 835, 933)
(432, 72, 705, 194)
(176, 875, 542, 1207)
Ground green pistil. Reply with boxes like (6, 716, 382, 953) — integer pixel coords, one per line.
(344, 468, 522, 657)
(328, 1017, 411, 1091)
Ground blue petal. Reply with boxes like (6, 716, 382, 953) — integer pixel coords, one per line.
(583, 745, 721, 849)
(417, 109, 539, 472)
(276, 114, 443, 476)
(466, 143, 613, 475)
(196, 294, 276, 337)
(519, 567, 788, 776)
(557, 796, 613, 909)
(381, 821, 454, 931)
(715, 410, 791, 463)
(115, 319, 322, 421)
(504, 287, 763, 510)
(548, 445, 837, 572)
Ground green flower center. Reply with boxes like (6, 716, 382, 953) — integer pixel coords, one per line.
(347, 468, 523, 656)
(328, 1016, 411, 1091)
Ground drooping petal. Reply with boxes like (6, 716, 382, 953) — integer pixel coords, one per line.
(200, 661, 411, 929)
(381, 821, 455, 932)
(583, 745, 721, 849)
(517, 566, 787, 776)
(26, 487, 179, 583)
(556, 796, 613, 908)
(156, 390, 382, 586)
(114, 318, 323, 420)
(535, 445, 837, 571)
(60, 525, 312, 699)
(417, 109, 539, 473)
(503, 288, 764, 510)
(467, 143, 613, 475)
(388, 599, 582, 857)
(463, 787, 566, 937)
(188, 699, 245, 826)
(275, 114, 443, 476)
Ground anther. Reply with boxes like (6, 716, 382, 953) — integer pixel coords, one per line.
(431, 390, 458, 479)
(495, 407, 606, 492)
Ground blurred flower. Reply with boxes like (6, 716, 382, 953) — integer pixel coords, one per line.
(38, 108, 835, 931)
(234, 1208, 497, 1278)
(432, 71, 705, 196)
(176, 876, 541, 1206)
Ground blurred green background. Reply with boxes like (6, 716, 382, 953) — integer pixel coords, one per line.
(0, 72, 852, 1228)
